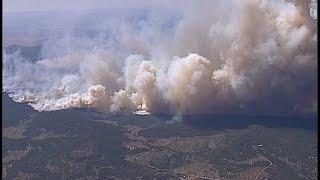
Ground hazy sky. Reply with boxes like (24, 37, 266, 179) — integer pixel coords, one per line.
(3, 0, 176, 12)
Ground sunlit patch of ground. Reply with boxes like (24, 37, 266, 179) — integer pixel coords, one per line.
(3, 127, 27, 139)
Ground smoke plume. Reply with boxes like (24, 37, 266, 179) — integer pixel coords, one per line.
(3, 0, 318, 115)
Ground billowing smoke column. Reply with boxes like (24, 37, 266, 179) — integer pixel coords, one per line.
(3, 0, 318, 115)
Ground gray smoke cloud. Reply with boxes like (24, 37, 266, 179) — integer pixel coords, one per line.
(3, 0, 318, 115)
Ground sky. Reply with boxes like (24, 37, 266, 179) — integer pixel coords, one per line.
(3, 0, 176, 12)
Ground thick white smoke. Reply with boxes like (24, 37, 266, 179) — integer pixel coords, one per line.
(3, 0, 317, 115)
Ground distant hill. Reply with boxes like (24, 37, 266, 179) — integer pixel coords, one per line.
(4, 44, 42, 62)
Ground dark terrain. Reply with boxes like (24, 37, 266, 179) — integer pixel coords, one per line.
(2, 90, 318, 180)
